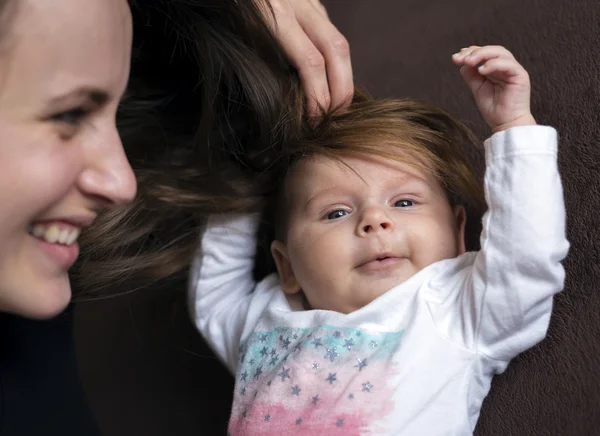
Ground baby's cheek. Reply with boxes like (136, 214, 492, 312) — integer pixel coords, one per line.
(294, 242, 341, 296)
(428, 233, 459, 263)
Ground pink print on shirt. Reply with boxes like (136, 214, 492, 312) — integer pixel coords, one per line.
(228, 324, 404, 435)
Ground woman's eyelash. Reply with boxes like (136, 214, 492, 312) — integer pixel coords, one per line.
(50, 107, 89, 125)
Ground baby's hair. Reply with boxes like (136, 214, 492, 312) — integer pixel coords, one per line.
(270, 90, 485, 241)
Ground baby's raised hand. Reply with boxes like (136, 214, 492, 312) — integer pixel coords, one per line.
(452, 45, 536, 133)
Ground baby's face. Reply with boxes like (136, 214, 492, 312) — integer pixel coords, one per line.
(271, 154, 466, 314)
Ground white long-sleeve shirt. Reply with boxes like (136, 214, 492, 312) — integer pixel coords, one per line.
(190, 126, 569, 436)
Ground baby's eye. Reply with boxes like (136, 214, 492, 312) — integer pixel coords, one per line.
(50, 107, 89, 125)
(326, 210, 348, 220)
(393, 199, 414, 208)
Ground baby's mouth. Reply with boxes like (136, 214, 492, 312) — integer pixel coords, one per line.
(356, 252, 406, 272)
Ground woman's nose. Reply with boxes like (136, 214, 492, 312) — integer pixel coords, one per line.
(77, 126, 137, 207)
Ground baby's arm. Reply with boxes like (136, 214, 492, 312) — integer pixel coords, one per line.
(438, 47, 569, 361)
(189, 214, 277, 373)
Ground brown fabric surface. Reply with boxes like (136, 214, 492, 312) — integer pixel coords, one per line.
(75, 1, 600, 435)
(322, 0, 600, 435)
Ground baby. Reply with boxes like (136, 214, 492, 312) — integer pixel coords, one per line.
(190, 46, 569, 435)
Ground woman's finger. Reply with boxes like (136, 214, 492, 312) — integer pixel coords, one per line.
(294, 0, 353, 110)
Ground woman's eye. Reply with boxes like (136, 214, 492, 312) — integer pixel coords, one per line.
(326, 210, 349, 220)
(394, 199, 414, 208)
(51, 107, 88, 125)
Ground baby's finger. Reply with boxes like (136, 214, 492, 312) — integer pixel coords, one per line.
(462, 45, 515, 68)
(452, 45, 480, 64)
(459, 65, 486, 94)
(478, 57, 526, 83)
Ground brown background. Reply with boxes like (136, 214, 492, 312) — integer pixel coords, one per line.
(75, 0, 600, 434)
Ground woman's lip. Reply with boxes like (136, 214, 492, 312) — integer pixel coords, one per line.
(31, 234, 80, 270)
(32, 215, 95, 228)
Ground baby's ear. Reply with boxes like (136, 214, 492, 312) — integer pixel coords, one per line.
(271, 240, 302, 294)
(454, 205, 467, 255)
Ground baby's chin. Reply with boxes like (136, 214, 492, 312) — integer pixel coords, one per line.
(305, 281, 406, 314)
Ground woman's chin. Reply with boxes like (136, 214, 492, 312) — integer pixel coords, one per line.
(2, 275, 73, 320)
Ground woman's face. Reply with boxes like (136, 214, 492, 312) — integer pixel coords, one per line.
(0, 0, 136, 318)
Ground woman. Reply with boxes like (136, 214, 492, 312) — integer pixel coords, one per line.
(0, 1, 135, 434)
(0, 0, 136, 319)
(0, 0, 352, 434)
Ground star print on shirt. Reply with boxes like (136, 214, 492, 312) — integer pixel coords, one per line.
(324, 347, 339, 362)
(355, 358, 368, 371)
(281, 337, 291, 349)
(277, 367, 291, 382)
(230, 325, 406, 432)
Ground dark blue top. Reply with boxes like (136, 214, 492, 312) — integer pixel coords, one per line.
(0, 306, 100, 435)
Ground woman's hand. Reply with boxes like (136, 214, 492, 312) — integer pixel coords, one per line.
(264, 0, 354, 115)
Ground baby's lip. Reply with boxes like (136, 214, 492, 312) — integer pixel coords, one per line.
(356, 254, 406, 273)
(356, 251, 404, 268)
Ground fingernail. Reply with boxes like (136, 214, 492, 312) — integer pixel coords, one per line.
(478, 64, 485, 71)
(460, 47, 469, 51)
(452, 52, 461, 58)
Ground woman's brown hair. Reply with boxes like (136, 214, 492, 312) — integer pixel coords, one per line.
(71, 0, 304, 298)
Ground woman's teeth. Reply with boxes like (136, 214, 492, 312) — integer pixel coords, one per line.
(29, 223, 81, 246)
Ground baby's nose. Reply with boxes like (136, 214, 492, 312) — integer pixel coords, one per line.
(357, 208, 394, 236)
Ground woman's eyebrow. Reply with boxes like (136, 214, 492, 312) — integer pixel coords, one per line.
(47, 86, 109, 106)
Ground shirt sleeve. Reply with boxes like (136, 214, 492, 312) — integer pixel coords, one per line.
(188, 213, 278, 373)
(428, 125, 570, 362)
